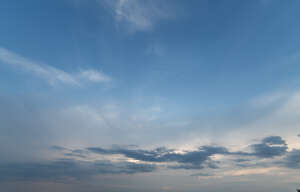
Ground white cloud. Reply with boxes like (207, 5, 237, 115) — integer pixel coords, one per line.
(79, 69, 111, 83)
(102, 0, 174, 32)
(0, 47, 111, 86)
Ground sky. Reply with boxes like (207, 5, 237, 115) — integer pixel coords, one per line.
(0, 0, 300, 191)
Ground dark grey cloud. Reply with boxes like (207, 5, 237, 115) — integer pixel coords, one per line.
(251, 136, 288, 158)
(177, 146, 229, 164)
(230, 136, 294, 169)
(0, 159, 156, 181)
(261, 136, 286, 145)
(283, 150, 300, 169)
(88, 145, 228, 170)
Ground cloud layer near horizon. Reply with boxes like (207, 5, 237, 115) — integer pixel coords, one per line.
(1, 135, 299, 182)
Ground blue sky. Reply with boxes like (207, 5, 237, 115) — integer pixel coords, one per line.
(1, 0, 300, 192)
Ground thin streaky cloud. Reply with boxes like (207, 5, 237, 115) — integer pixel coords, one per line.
(102, 0, 174, 32)
(0, 47, 111, 85)
(0, 47, 78, 85)
(79, 69, 111, 83)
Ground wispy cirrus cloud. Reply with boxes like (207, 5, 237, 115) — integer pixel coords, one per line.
(0, 47, 111, 86)
(102, 0, 176, 32)
(79, 69, 111, 83)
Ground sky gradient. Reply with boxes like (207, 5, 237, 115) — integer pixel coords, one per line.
(1, 0, 300, 192)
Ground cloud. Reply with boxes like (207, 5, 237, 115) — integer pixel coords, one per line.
(0, 47, 111, 86)
(87, 136, 289, 166)
(261, 136, 287, 145)
(250, 136, 288, 158)
(88, 145, 228, 163)
(102, 0, 174, 32)
(79, 69, 111, 83)
(229, 136, 288, 159)
(85, 136, 294, 171)
(0, 159, 156, 181)
(88, 146, 176, 162)
(0, 47, 77, 85)
(88, 145, 229, 170)
(1, 134, 298, 182)
(283, 150, 300, 169)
